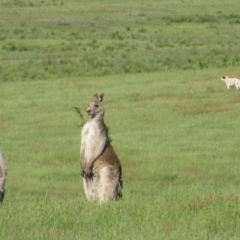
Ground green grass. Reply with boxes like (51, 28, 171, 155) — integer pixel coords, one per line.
(1, 68, 240, 239)
(1, 0, 240, 239)
(1, 0, 240, 81)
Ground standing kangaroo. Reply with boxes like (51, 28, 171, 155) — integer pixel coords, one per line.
(0, 150, 7, 204)
(80, 93, 122, 202)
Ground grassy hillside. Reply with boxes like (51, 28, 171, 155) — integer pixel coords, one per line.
(1, 0, 240, 239)
(1, 0, 240, 81)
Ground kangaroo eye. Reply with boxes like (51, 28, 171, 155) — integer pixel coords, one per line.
(95, 104, 99, 108)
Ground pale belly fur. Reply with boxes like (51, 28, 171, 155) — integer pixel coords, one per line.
(81, 121, 101, 163)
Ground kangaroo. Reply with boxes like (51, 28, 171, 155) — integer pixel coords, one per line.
(0, 150, 7, 204)
(80, 93, 122, 202)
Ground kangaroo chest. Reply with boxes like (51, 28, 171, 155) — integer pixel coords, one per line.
(81, 120, 106, 163)
(82, 121, 97, 144)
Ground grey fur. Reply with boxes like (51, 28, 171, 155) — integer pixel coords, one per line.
(0, 150, 7, 204)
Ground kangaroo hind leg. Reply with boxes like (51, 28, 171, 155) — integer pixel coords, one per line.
(98, 166, 119, 203)
(83, 177, 99, 201)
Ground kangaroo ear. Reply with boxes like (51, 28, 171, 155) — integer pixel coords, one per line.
(99, 93, 105, 102)
(93, 93, 99, 101)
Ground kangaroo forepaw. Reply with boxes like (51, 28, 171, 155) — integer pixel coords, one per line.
(82, 171, 94, 179)
(0, 191, 5, 204)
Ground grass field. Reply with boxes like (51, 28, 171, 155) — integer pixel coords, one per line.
(1, 0, 240, 239)
(1, 0, 240, 81)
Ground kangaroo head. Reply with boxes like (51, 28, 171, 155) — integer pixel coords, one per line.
(87, 93, 105, 119)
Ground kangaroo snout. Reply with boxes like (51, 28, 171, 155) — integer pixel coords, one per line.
(86, 106, 92, 115)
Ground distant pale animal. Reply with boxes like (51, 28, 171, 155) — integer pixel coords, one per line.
(0, 150, 7, 204)
(221, 76, 240, 89)
(80, 93, 123, 203)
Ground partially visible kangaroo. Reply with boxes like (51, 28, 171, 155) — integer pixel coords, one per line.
(80, 93, 122, 202)
(0, 150, 7, 204)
